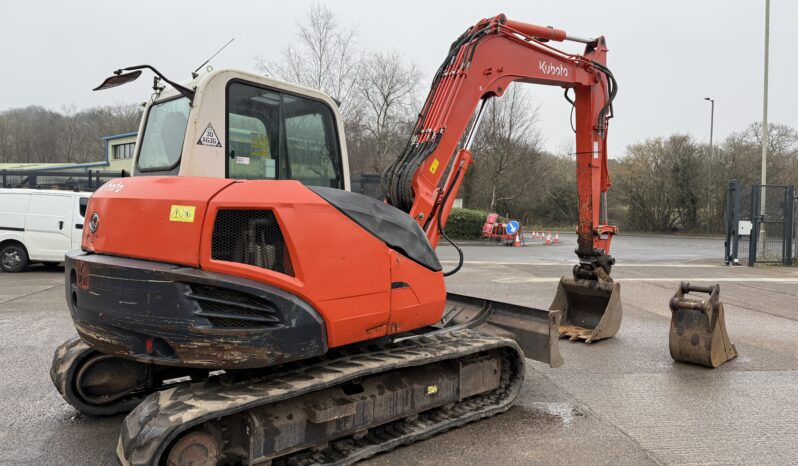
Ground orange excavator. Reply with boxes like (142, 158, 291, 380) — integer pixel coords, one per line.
(51, 14, 618, 465)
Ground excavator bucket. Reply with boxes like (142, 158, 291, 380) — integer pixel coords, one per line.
(550, 276, 622, 343)
(669, 282, 737, 368)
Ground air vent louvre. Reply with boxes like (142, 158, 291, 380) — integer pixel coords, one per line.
(187, 284, 281, 329)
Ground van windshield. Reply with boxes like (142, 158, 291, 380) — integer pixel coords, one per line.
(138, 97, 190, 170)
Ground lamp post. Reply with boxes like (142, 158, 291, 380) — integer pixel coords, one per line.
(760, 0, 770, 255)
(704, 97, 714, 159)
(704, 97, 714, 228)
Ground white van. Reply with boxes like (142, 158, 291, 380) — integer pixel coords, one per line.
(0, 189, 91, 272)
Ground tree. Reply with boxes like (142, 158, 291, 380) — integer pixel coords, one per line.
(720, 122, 798, 187)
(465, 84, 542, 216)
(529, 153, 578, 227)
(255, 3, 363, 119)
(351, 51, 421, 173)
(0, 104, 141, 165)
(614, 134, 702, 231)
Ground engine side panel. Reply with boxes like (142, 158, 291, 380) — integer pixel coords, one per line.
(200, 180, 398, 348)
(388, 250, 446, 334)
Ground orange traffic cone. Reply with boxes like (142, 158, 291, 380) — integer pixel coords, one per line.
(513, 232, 522, 247)
(554, 231, 560, 244)
(545, 232, 552, 245)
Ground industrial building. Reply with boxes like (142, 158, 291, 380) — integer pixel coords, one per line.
(0, 132, 136, 174)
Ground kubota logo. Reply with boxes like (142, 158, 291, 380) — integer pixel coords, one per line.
(89, 213, 99, 233)
(539, 60, 568, 77)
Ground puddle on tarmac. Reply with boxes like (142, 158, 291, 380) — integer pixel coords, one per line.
(511, 402, 584, 427)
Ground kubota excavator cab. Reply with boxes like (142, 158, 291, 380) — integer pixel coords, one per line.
(109, 67, 351, 190)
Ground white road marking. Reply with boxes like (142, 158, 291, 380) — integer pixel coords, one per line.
(491, 276, 798, 284)
(440, 260, 730, 267)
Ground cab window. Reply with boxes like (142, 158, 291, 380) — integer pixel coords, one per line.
(79, 197, 89, 217)
(226, 82, 342, 188)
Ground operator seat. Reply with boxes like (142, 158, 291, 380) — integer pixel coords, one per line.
(309, 187, 442, 272)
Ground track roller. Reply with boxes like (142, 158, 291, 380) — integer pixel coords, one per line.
(165, 427, 224, 466)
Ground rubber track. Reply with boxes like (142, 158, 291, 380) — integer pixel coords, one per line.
(51, 335, 93, 401)
(51, 335, 149, 415)
(117, 329, 525, 465)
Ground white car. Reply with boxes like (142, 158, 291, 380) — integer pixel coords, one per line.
(0, 189, 91, 272)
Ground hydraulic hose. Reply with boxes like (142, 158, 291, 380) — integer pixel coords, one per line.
(437, 165, 464, 277)
(591, 61, 617, 135)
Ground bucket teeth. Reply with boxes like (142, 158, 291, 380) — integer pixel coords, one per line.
(669, 282, 737, 368)
(560, 325, 599, 343)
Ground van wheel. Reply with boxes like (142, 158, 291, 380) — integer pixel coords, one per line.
(0, 244, 29, 273)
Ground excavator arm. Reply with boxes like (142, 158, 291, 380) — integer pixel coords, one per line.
(383, 14, 617, 263)
(383, 14, 622, 342)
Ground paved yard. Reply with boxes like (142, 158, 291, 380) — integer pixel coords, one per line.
(0, 234, 796, 465)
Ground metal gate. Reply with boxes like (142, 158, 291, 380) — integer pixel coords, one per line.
(725, 180, 795, 266)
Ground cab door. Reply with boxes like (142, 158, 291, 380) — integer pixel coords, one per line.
(23, 193, 73, 261)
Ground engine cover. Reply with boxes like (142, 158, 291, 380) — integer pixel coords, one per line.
(78, 177, 445, 360)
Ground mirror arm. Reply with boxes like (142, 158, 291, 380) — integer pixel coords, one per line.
(119, 65, 195, 102)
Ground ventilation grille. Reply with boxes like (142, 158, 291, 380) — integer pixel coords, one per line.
(187, 284, 281, 329)
(211, 209, 294, 276)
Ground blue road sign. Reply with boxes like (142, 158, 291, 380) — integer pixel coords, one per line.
(506, 220, 520, 235)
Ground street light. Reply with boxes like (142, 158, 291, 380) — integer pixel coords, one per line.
(704, 97, 714, 159)
(704, 97, 715, 228)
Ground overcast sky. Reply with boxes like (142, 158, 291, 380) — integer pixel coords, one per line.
(1, 0, 794, 157)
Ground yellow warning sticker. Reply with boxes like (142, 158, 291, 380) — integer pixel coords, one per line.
(429, 159, 440, 174)
(426, 384, 439, 395)
(169, 205, 196, 223)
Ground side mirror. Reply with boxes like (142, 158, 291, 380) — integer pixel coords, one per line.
(93, 70, 142, 91)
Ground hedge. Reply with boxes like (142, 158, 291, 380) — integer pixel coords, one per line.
(444, 208, 494, 239)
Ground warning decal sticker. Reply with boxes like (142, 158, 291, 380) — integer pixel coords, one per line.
(197, 123, 222, 147)
(169, 205, 196, 223)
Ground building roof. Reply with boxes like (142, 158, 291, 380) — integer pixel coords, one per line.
(102, 131, 137, 141)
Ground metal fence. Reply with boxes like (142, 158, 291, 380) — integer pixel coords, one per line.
(0, 169, 127, 192)
(725, 180, 796, 266)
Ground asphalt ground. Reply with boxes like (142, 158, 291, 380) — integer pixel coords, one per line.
(1, 233, 796, 465)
